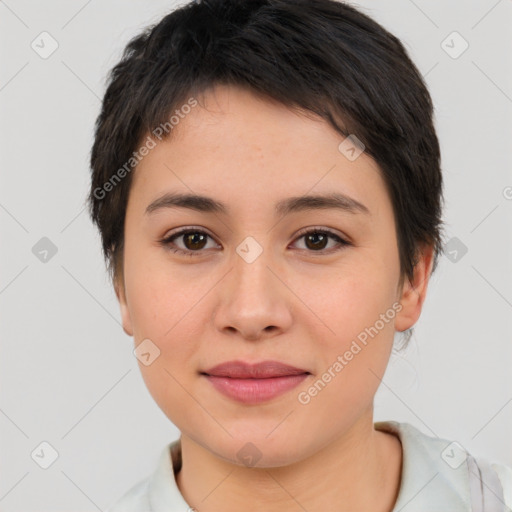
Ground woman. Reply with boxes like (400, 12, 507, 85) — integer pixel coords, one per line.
(88, 0, 512, 510)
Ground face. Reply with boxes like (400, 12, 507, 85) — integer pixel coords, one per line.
(116, 84, 430, 467)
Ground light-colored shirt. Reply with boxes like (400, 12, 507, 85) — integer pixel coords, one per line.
(106, 421, 512, 511)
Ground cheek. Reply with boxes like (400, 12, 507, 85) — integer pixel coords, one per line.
(301, 280, 396, 421)
(303, 256, 399, 394)
(125, 261, 206, 418)
(124, 241, 193, 339)
(310, 264, 398, 340)
(124, 252, 210, 380)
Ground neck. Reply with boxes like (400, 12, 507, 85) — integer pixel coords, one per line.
(175, 411, 402, 512)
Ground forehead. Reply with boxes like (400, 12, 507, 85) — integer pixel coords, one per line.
(130, 84, 389, 220)
(167, 84, 351, 161)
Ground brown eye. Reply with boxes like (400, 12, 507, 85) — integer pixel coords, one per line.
(304, 232, 329, 250)
(160, 228, 219, 256)
(182, 232, 208, 250)
(160, 227, 350, 257)
(292, 228, 350, 253)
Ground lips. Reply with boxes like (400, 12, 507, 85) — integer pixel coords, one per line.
(202, 360, 310, 379)
(201, 360, 311, 404)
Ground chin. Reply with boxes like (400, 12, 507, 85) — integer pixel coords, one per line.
(204, 431, 306, 469)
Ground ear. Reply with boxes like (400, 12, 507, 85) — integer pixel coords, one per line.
(394, 244, 434, 332)
(114, 277, 134, 337)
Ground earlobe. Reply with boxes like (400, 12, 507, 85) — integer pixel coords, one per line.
(394, 244, 434, 333)
(115, 280, 134, 337)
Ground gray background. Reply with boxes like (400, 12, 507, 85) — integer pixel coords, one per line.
(1, 0, 511, 510)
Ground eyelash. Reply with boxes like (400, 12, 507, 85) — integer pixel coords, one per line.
(159, 227, 351, 257)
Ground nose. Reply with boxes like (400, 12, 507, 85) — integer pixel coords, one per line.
(211, 242, 293, 342)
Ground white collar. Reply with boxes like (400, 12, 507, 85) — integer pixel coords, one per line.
(144, 421, 472, 511)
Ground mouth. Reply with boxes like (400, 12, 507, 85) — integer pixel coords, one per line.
(200, 360, 311, 404)
(202, 360, 310, 379)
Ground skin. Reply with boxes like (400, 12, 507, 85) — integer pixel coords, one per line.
(115, 84, 434, 512)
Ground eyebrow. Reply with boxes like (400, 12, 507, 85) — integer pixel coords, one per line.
(145, 191, 370, 217)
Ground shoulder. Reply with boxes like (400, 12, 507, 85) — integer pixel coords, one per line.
(105, 477, 152, 512)
(376, 421, 512, 511)
(491, 461, 512, 510)
(104, 439, 186, 512)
